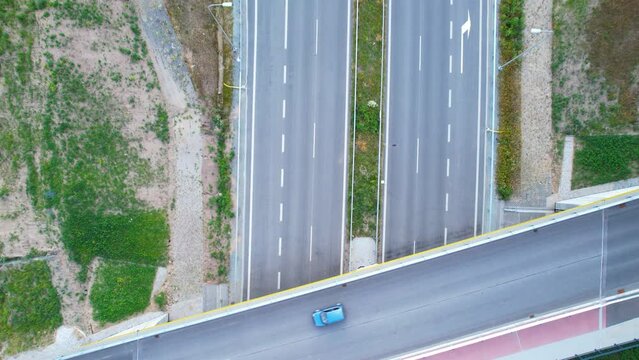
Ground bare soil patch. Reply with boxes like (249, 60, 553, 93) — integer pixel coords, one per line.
(165, 0, 221, 108)
(552, 0, 639, 189)
(1, 0, 171, 342)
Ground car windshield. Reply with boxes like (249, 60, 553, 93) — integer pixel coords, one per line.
(320, 312, 328, 323)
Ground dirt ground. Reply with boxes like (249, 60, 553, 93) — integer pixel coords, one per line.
(164, 0, 236, 285)
(165, 0, 222, 109)
(1, 0, 171, 336)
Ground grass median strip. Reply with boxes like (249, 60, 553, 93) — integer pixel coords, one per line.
(495, 0, 524, 200)
(349, 0, 384, 239)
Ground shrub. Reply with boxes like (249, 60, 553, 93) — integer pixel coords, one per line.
(154, 291, 167, 311)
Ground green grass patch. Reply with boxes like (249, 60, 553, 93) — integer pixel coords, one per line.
(149, 104, 169, 143)
(207, 111, 234, 281)
(0, 261, 62, 356)
(52, 0, 106, 28)
(495, 0, 524, 200)
(117, 3, 147, 63)
(61, 209, 169, 270)
(572, 135, 639, 189)
(90, 260, 156, 324)
(349, 0, 383, 238)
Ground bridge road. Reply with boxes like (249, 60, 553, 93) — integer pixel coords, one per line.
(70, 199, 639, 360)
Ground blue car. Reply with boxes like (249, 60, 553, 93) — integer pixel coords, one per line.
(312, 303, 345, 327)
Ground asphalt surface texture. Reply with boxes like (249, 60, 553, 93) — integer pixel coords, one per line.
(382, 0, 490, 260)
(242, 0, 351, 299)
(69, 199, 639, 360)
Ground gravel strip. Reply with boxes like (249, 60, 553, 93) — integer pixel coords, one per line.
(134, 0, 205, 303)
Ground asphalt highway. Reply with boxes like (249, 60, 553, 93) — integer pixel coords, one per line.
(382, 0, 489, 260)
(242, 0, 351, 299)
(70, 198, 639, 360)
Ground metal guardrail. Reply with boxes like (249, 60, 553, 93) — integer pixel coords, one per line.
(566, 338, 639, 359)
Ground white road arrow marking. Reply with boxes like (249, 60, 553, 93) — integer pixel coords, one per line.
(460, 11, 471, 74)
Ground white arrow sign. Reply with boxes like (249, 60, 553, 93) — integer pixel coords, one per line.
(460, 11, 471, 74)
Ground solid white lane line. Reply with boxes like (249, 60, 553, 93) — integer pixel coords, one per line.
(450, 21, 453, 40)
(473, 0, 483, 237)
(449, 55, 452, 73)
(446, 158, 450, 177)
(448, 89, 452, 108)
(445, 193, 449, 212)
(381, 0, 393, 263)
(416, 137, 420, 174)
(312, 122, 316, 158)
(315, 18, 319, 55)
(282, 99, 286, 118)
(450, 0, 453, 5)
(277, 271, 281, 290)
(444, 227, 448, 245)
(247, 0, 260, 301)
(309, 226, 313, 262)
(448, 123, 451, 142)
(283, 64, 287, 84)
(284, 0, 289, 49)
(281, 133, 285, 153)
(278, 237, 282, 256)
(235, 0, 248, 298)
(374, 0, 387, 251)
(279, 203, 283, 222)
(418, 35, 422, 71)
(487, 0, 499, 232)
(340, 0, 352, 273)
(280, 168, 284, 187)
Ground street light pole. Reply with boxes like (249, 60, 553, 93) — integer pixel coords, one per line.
(498, 28, 552, 71)
(207, 2, 236, 55)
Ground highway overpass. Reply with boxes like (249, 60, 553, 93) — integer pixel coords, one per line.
(64, 189, 639, 359)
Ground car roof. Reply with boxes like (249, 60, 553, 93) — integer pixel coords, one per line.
(324, 306, 344, 323)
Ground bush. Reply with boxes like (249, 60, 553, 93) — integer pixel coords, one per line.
(150, 104, 169, 143)
(154, 291, 167, 311)
(90, 261, 156, 324)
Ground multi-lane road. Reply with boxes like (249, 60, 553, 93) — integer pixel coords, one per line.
(240, 0, 497, 298)
(241, 0, 351, 299)
(67, 196, 639, 359)
(382, 0, 490, 260)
